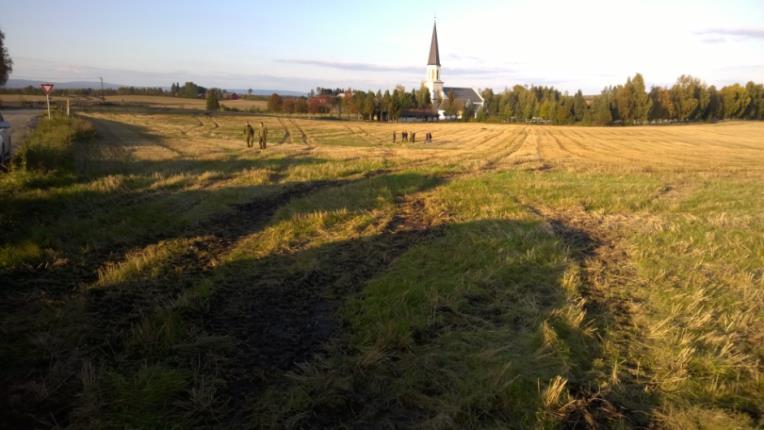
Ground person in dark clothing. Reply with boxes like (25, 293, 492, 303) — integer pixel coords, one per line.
(393, 131, 397, 143)
(411, 132, 416, 143)
(402, 131, 408, 142)
(258, 122, 268, 149)
(244, 121, 255, 148)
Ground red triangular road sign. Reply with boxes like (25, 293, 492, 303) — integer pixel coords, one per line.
(41, 83, 55, 95)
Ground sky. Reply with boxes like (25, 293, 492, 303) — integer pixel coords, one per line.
(1, 0, 763, 94)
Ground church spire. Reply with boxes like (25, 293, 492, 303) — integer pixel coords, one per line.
(427, 22, 441, 66)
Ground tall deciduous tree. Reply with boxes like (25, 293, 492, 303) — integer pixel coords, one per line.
(630, 73, 652, 123)
(267, 93, 284, 112)
(671, 75, 701, 121)
(573, 90, 588, 122)
(720, 83, 750, 119)
(593, 90, 613, 125)
(362, 91, 376, 120)
(0, 29, 12, 86)
(649, 87, 675, 120)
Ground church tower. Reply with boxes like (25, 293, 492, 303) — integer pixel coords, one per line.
(425, 22, 444, 103)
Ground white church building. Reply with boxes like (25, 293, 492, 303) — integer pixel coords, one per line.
(423, 22, 484, 119)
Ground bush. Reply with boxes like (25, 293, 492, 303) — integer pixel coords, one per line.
(205, 90, 221, 111)
(14, 115, 95, 172)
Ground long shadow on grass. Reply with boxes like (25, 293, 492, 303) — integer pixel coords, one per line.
(193, 218, 641, 428)
(0, 170, 329, 294)
(0, 171, 443, 428)
(545, 217, 661, 428)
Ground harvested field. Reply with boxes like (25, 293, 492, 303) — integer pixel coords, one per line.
(1, 112, 763, 429)
(0, 94, 267, 111)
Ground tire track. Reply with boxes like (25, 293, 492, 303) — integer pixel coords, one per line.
(520, 203, 657, 427)
(276, 117, 294, 144)
(288, 118, 313, 145)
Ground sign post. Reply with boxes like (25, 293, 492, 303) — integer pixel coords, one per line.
(41, 83, 54, 119)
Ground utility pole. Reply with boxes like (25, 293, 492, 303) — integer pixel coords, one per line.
(100, 77, 105, 101)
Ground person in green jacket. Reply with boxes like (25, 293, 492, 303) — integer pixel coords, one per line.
(244, 121, 255, 148)
(258, 122, 268, 149)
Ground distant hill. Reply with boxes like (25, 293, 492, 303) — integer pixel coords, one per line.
(3, 79, 306, 97)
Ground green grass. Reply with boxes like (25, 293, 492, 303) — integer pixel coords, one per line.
(13, 114, 95, 172)
(1, 112, 762, 429)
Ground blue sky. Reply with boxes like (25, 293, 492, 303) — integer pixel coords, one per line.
(1, 0, 763, 93)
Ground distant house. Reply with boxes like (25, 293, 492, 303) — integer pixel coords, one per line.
(423, 22, 484, 119)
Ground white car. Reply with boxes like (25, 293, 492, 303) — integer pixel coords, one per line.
(0, 112, 10, 168)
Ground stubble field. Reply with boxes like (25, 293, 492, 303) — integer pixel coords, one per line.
(1, 112, 763, 429)
(0, 94, 268, 111)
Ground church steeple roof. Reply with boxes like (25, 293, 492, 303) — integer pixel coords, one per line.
(427, 22, 441, 66)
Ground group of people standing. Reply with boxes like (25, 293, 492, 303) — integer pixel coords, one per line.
(247, 121, 434, 149)
(393, 131, 433, 144)
(244, 121, 268, 149)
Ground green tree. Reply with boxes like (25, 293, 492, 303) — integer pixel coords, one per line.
(481, 88, 497, 117)
(614, 81, 630, 122)
(180, 81, 205, 98)
(648, 87, 675, 120)
(362, 91, 376, 120)
(389, 87, 405, 121)
(720, 83, 750, 119)
(554, 96, 574, 124)
(630, 73, 652, 123)
(205, 89, 221, 111)
(382, 90, 392, 121)
(0, 29, 12, 86)
(671, 75, 701, 121)
(342, 89, 354, 119)
(538, 98, 555, 121)
(445, 90, 458, 117)
(743, 82, 763, 119)
(704, 85, 722, 120)
(573, 90, 587, 122)
(351, 91, 365, 119)
(593, 91, 613, 125)
(416, 84, 432, 109)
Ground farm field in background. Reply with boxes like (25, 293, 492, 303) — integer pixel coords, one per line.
(1, 112, 763, 429)
(0, 94, 268, 111)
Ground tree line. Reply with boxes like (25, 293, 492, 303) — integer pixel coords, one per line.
(2, 82, 201, 98)
(479, 74, 764, 124)
(267, 85, 435, 120)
